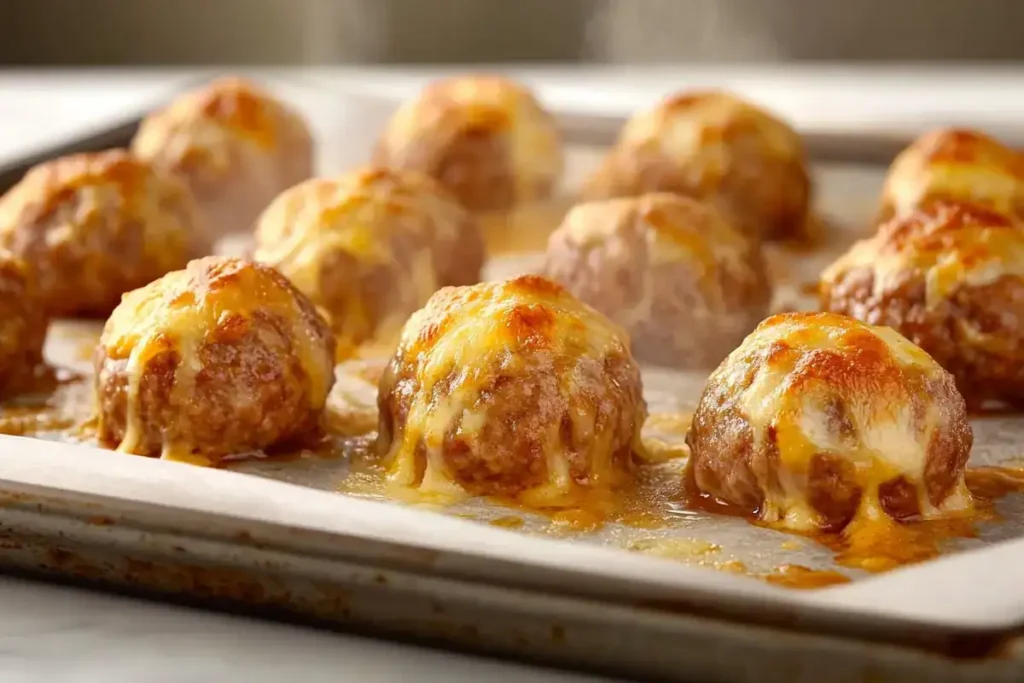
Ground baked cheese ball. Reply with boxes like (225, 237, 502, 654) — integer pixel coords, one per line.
(822, 201, 1024, 407)
(686, 312, 972, 532)
(132, 77, 313, 250)
(0, 150, 199, 317)
(544, 193, 770, 369)
(377, 276, 646, 505)
(878, 128, 1024, 225)
(253, 167, 484, 355)
(374, 75, 564, 212)
(94, 257, 335, 465)
(0, 252, 47, 396)
(584, 90, 812, 241)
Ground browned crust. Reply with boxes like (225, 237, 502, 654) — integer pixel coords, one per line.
(0, 255, 48, 396)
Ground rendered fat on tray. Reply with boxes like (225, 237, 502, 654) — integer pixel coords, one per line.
(2, 74, 1024, 595)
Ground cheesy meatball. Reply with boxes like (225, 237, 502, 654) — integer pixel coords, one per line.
(0, 150, 198, 317)
(878, 128, 1024, 224)
(132, 77, 313, 250)
(822, 201, 1024, 408)
(584, 90, 811, 242)
(94, 257, 335, 464)
(545, 193, 770, 369)
(374, 75, 564, 212)
(0, 253, 47, 396)
(686, 312, 972, 532)
(377, 276, 646, 505)
(253, 167, 484, 355)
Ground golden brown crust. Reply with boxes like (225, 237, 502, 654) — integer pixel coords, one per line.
(94, 256, 335, 464)
(132, 77, 313, 248)
(583, 90, 811, 242)
(822, 201, 1024, 407)
(0, 252, 48, 396)
(544, 193, 770, 368)
(878, 128, 1024, 225)
(377, 275, 646, 504)
(374, 75, 563, 212)
(253, 167, 485, 355)
(0, 150, 199, 317)
(685, 312, 972, 532)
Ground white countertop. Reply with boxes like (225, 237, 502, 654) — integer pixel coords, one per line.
(2, 65, 1024, 682)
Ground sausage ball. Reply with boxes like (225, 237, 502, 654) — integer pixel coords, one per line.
(253, 167, 485, 356)
(686, 312, 972, 533)
(377, 275, 646, 505)
(94, 256, 336, 465)
(374, 75, 564, 212)
(544, 193, 770, 369)
(822, 201, 1024, 408)
(584, 90, 812, 242)
(0, 252, 47, 396)
(878, 128, 1024, 225)
(0, 150, 199, 317)
(132, 77, 313, 250)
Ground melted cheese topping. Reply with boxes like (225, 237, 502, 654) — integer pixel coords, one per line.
(823, 201, 1024, 307)
(554, 193, 757, 326)
(98, 257, 334, 462)
(382, 276, 643, 505)
(881, 128, 1024, 219)
(618, 90, 804, 176)
(253, 168, 460, 353)
(708, 312, 971, 530)
(379, 75, 563, 202)
(132, 77, 309, 178)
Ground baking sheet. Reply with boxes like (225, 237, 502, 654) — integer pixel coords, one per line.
(2, 80, 1024, 647)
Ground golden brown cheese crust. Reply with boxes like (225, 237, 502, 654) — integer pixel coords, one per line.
(878, 128, 1024, 225)
(584, 90, 811, 241)
(822, 201, 1024, 407)
(132, 77, 313, 248)
(253, 167, 484, 356)
(686, 312, 972, 532)
(377, 275, 646, 504)
(0, 252, 48, 396)
(0, 150, 198, 317)
(544, 193, 770, 369)
(374, 75, 564, 212)
(94, 256, 335, 464)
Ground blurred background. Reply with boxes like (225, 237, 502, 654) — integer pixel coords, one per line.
(1, 0, 1023, 65)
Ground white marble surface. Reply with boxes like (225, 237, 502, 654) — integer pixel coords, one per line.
(2, 65, 1024, 682)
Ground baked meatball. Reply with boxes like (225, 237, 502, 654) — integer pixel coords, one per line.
(253, 167, 484, 356)
(878, 128, 1024, 225)
(686, 312, 972, 532)
(94, 256, 335, 465)
(584, 90, 812, 242)
(132, 77, 313, 250)
(822, 201, 1024, 408)
(0, 150, 198, 316)
(374, 75, 564, 212)
(0, 252, 47, 396)
(544, 193, 770, 369)
(377, 275, 646, 505)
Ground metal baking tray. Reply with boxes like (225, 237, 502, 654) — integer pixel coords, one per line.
(1, 75, 1024, 682)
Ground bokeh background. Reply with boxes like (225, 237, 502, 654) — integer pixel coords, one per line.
(1, 0, 1023, 66)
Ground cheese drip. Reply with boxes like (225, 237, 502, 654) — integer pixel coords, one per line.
(382, 277, 644, 505)
(711, 314, 971, 531)
(99, 260, 332, 462)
